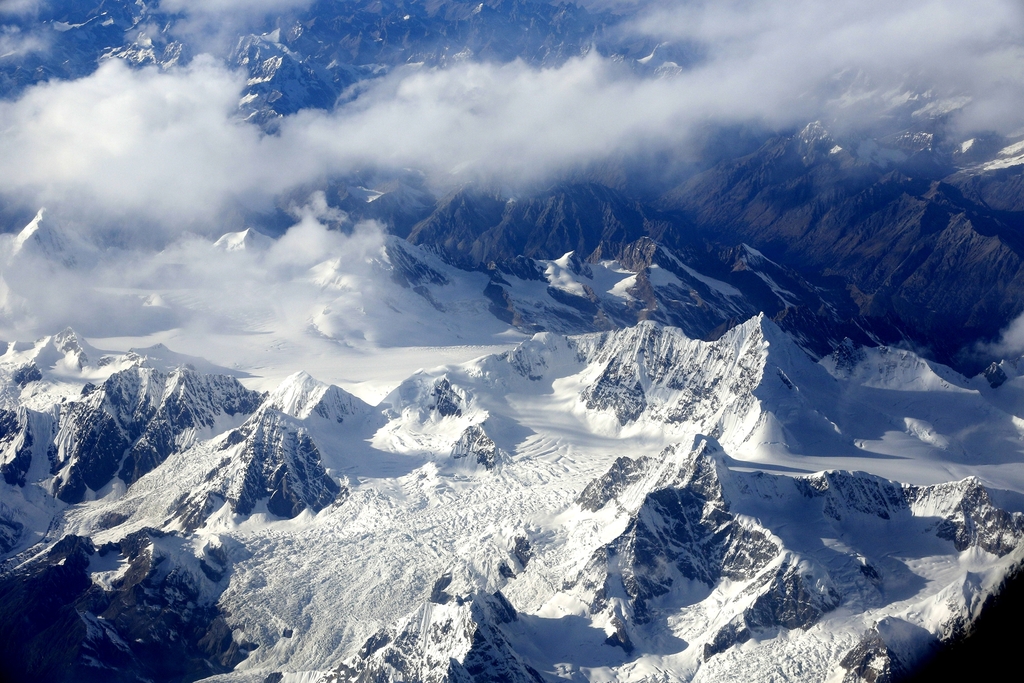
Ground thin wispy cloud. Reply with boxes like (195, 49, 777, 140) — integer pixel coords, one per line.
(628, 0, 1024, 133)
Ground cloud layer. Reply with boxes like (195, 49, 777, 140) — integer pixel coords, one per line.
(0, 0, 1020, 236)
(0, 192, 516, 352)
(630, 0, 1024, 132)
(0, 0, 1023, 354)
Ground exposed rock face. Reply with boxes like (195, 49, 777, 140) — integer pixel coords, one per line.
(432, 377, 465, 418)
(796, 470, 910, 522)
(565, 435, 1024, 667)
(224, 411, 343, 519)
(174, 434, 335, 531)
(576, 455, 649, 512)
(49, 365, 264, 503)
(983, 361, 1008, 388)
(828, 338, 868, 377)
(48, 328, 93, 370)
(0, 407, 56, 487)
(11, 364, 42, 387)
(581, 355, 648, 425)
(415, 190, 878, 358)
(0, 530, 247, 683)
(665, 125, 1024, 368)
(407, 183, 666, 269)
(573, 441, 784, 628)
(909, 478, 1024, 556)
(0, 508, 23, 555)
(568, 317, 782, 434)
(332, 592, 544, 683)
(704, 558, 842, 660)
(451, 425, 502, 470)
(384, 238, 451, 289)
(173, 373, 365, 529)
(839, 617, 941, 683)
(839, 630, 906, 683)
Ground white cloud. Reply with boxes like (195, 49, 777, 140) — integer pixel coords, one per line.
(0, 198, 517, 358)
(627, 0, 1024, 132)
(0, 200, 378, 339)
(0, 24, 44, 58)
(0, 57, 283, 228)
(982, 312, 1024, 359)
(0, 0, 38, 15)
(0, 0, 1020, 238)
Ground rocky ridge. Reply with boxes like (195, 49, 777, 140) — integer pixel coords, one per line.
(1, 319, 1024, 682)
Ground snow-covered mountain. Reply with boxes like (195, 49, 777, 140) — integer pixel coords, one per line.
(0, 0, 1022, 680)
(2, 316, 1023, 682)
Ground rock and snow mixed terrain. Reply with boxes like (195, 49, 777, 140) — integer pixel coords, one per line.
(2, 314, 1024, 682)
(1, 2, 1024, 681)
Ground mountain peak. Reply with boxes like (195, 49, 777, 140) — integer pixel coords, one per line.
(213, 228, 271, 252)
(10, 208, 81, 268)
(30, 326, 95, 372)
(263, 371, 368, 423)
(798, 120, 833, 145)
(52, 326, 86, 353)
(12, 208, 45, 253)
(265, 371, 328, 419)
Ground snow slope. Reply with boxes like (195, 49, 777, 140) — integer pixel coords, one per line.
(2, 317, 1024, 682)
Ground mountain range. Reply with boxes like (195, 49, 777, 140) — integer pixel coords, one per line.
(2, 1, 1024, 681)
(3, 312, 1024, 681)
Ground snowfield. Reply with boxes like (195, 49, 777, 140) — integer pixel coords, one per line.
(3, 311, 1024, 682)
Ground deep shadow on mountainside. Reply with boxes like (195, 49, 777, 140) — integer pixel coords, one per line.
(903, 566, 1024, 683)
(326, 125, 1024, 374)
(663, 126, 1024, 372)
(0, 532, 250, 683)
(331, 155, 1024, 374)
(4, 1, 1024, 372)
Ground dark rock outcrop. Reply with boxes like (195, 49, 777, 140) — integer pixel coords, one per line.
(432, 377, 465, 418)
(228, 413, 342, 518)
(51, 365, 263, 503)
(665, 127, 1024, 369)
(0, 530, 247, 683)
(333, 591, 544, 683)
(576, 441, 782, 625)
(0, 407, 57, 488)
(451, 425, 501, 470)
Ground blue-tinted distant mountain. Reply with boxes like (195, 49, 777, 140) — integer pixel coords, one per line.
(0, 0, 687, 126)
(2, 4, 1024, 681)
(661, 123, 1024, 370)
(6, 1, 1022, 377)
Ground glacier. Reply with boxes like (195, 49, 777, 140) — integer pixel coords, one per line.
(0, 1, 1023, 680)
(2, 313, 1023, 682)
